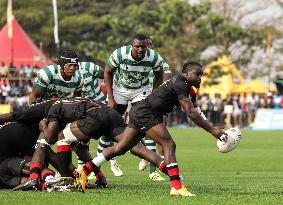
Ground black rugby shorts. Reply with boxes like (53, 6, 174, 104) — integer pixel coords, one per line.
(128, 101, 163, 134)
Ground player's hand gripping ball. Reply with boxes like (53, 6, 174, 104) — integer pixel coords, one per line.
(217, 127, 242, 153)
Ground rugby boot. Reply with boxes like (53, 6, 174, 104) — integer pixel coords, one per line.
(170, 187, 196, 197)
(13, 179, 40, 191)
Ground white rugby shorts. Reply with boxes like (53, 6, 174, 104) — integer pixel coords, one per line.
(110, 84, 152, 105)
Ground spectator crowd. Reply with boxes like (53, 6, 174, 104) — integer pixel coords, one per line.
(166, 92, 283, 128)
(0, 63, 39, 111)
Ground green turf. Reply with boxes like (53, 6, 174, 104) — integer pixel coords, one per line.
(1, 128, 282, 205)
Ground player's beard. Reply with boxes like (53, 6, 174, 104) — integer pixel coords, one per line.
(137, 52, 145, 60)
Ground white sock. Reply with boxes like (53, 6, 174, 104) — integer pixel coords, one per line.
(92, 153, 107, 167)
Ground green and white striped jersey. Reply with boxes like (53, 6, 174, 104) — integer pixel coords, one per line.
(33, 64, 83, 100)
(79, 62, 106, 103)
(108, 45, 164, 89)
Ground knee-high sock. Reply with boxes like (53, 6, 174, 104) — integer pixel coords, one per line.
(29, 144, 46, 180)
(159, 161, 168, 175)
(57, 145, 72, 177)
(145, 136, 157, 174)
(166, 163, 182, 189)
(29, 163, 43, 180)
(84, 154, 106, 181)
(97, 137, 116, 161)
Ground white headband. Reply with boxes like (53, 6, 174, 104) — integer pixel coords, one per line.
(60, 56, 78, 64)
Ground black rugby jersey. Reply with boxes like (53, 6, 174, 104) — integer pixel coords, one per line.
(145, 75, 196, 115)
(0, 122, 38, 162)
(47, 99, 106, 124)
(11, 99, 59, 125)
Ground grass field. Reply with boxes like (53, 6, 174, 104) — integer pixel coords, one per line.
(1, 128, 283, 205)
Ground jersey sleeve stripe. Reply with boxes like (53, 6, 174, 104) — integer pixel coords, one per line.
(108, 49, 119, 69)
(146, 48, 150, 57)
(126, 45, 131, 55)
(95, 65, 103, 76)
(152, 51, 159, 68)
(44, 67, 53, 81)
(84, 62, 90, 73)
(117, 47, 123, 63)
(77, 71, 83, 88)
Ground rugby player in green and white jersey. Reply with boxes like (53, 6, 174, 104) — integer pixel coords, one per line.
(105, 34, 164, 114)
(29, 50, 83, 105)
(79, 61, 106, 103)
(99, 34, 164, 177)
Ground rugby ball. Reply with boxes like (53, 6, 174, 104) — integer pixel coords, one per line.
(217, 127, 242, 153)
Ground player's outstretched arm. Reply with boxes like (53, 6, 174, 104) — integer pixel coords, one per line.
(179, 97, 225, 140)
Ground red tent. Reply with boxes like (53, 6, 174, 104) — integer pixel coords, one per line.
(0, 18, 53, 68)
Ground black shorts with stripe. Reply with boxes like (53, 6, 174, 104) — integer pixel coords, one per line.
(77, 107, 126, 140)
(128, 100, 163, 134)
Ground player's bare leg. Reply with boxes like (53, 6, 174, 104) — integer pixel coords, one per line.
(76, 127, 168, 191)
(146, 123, 196, 197)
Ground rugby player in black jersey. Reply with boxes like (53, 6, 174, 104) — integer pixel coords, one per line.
(0, 122, 56, 190)
(76, 60, 227, 197)
(16, 98, 165, 191)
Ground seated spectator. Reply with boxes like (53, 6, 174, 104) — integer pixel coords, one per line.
(24, 65, 33, 79)
(1, 79, 11, 104)
(0, 63, 9, 77)
(17, 64, 25, 77)
(9, 81, 20, 97)
(8, 63, 16, 76)
(266, 92, 275, 108)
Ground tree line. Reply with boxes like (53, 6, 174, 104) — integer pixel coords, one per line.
(0, 0, 275, 74)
